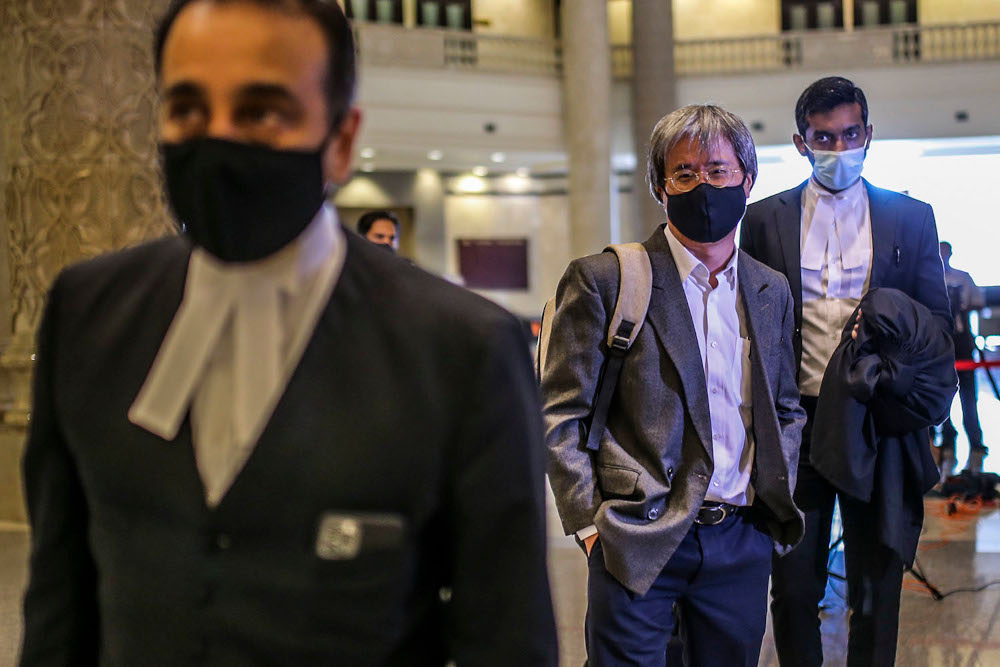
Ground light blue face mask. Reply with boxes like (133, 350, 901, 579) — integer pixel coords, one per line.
(805, 145, 866, 191)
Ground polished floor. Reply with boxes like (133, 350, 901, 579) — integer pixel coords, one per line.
(2, 392, 999, 667)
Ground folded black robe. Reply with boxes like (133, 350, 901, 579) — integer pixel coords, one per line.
(811, 287, 957, 565)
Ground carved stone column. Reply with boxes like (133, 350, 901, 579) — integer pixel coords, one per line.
(0, 0, 174, 425)
(628, 0, 676, 243)
(560, 0, 613, 258)
(0, 0, 173, 520)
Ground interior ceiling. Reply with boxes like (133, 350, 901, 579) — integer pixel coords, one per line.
(350, 143, 569, 175)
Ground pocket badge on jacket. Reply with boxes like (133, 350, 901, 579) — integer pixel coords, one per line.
(314, 512, 406, 561)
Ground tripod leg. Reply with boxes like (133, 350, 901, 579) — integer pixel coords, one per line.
(904, 561, 943, 601)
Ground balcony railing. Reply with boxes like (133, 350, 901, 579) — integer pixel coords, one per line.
(898, 21, 1000, 62)
(355, 21, 1000, 79)
(616, 21, 1000, 77)
(355, 23, 561, 76)
(442, 33, 562, 75)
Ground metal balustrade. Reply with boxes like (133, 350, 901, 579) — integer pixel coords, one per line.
(355, 21, 1000, 78)
(443, 34, 562, 75)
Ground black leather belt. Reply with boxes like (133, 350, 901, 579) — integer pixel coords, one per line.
(694, 502, 747, 526)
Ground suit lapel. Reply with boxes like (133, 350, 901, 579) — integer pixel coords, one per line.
(866, 180, 897, 288)
(738, 258, 775, 429)
(773, 182, 806, 316)
(737, 258, 792, 488)
(642, 227, 713, 459)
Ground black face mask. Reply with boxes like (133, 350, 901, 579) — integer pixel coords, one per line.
(666, 183, 747, 244)
(161, 138, 327, 262)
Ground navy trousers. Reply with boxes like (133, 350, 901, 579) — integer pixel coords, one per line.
(585, 513, 772, 666)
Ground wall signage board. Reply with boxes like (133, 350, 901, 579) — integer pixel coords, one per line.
(457, 238, 529, 289)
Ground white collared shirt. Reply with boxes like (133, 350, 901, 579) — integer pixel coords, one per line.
(799, 177, 873, 396)
(664, 227, 754, 506)
(129, 205, 346, 506)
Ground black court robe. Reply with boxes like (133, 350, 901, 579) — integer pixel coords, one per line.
(810, 287, 957, 565)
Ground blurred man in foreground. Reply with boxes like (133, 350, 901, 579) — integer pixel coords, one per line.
(19, 1, 557, 664)
(939, 240, 987, 473)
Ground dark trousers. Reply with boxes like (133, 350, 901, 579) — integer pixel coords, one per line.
(770, 396, 905, 667)
(941, 332, 985, 453)
(585, 513, 772, 666)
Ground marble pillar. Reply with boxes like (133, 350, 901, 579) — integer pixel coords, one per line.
(0, 0, 173, 519)
(628, 0, 676, 244)
(560, 0, 613, 259)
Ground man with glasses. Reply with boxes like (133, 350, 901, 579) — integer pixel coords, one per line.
(543, 105, 805, 665)
(740, 76, 951, 666)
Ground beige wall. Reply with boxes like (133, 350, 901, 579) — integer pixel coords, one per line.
(673, 0, 781, 40)
(334, 170, 448, 274)
(445, 192, 570, 317)
(608, 0, 632, 44)
(921, 0, 1000, 24)
(610, 0, 781, 43)
(443, 174, 636, 317)
(473, 0, 556, 39)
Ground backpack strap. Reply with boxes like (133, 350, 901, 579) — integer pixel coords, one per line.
(583, 242, 652, 452)
(606, 243, 653, 350)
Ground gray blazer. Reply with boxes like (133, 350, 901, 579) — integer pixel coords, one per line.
(542, 225, 806, 595)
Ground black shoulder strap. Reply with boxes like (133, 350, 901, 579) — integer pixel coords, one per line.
(583, 243, 652, 452)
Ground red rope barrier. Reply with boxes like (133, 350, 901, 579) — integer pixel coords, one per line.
(955, 359, 1000, 371)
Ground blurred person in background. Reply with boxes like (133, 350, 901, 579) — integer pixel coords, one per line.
(358, 209, 400, 252)
(939, 240, 987, 473)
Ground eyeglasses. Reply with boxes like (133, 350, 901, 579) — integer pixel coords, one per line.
(666, 167, 743, 193)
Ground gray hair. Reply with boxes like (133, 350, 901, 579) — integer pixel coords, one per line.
(646, 104, 758, 205)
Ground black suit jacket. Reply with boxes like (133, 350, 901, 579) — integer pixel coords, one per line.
(20, 230, 558, 666)
(740, 180, 952, 551)
(740, 179, 952, 374)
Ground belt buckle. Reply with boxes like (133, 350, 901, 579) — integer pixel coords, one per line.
(695, 505, 727, 526)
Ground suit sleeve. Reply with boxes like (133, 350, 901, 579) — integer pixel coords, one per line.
(912, 204, 953, 334)
(20, 276, 100, 667)
(445, 314, 558, 666)
(539, 259, 610, 536)
(774, 279, 807, 490)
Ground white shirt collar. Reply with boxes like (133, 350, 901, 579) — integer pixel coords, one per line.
(663, 224, 739, 288)
(189, 204, 336, 294)
(129, 204, 343, 443)
(806, 175, 866, 203)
